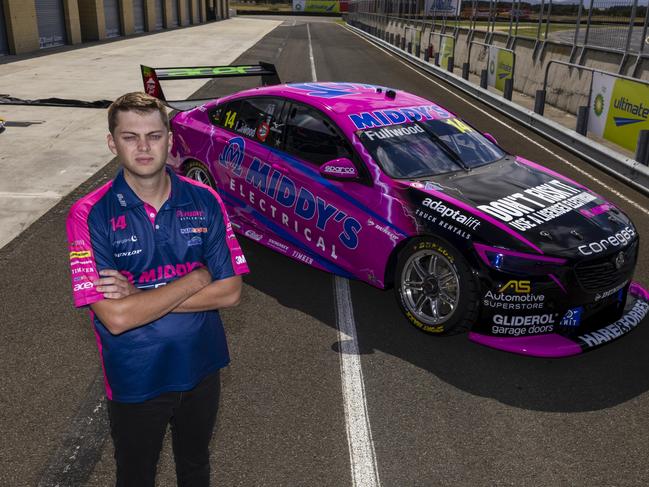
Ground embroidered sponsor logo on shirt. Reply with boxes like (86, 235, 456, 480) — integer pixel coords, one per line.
(180, 227, 208, 234)
(69, 250, 92, 260)
(114, 249, 143, 258)
(187, 236, 203, 247)
(113, 235, 139, 246)
(176, 210, 206, 221)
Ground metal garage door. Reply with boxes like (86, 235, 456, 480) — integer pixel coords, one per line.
(170, 0, 179, 27)
(155, 0, 164, 29)
(133, 0, 145, 33)
(35, 0, 67, 49)
(0, 1, 8, 55)
(183, 0, 191, 25)
(104, 0, 121, 38)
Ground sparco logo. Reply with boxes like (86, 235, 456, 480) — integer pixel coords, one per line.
(421, 199, 481, 230)
(324, 166, 356, 175)
(578, 226, 635, 255)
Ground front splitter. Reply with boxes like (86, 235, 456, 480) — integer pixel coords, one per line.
(468, 282, 649, 358)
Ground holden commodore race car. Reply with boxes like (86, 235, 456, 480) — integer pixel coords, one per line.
(141, 63, 649, 357)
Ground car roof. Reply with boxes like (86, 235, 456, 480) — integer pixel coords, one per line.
(210, 82, 458, 136)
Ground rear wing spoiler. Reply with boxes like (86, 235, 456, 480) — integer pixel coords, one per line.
(141, 62, 281, 111)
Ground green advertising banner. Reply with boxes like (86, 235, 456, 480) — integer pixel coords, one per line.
(487, 46, 514, 92)
(589, 72, 649, 152)
(293, 0, 340, 13)
(440, 36, 454, 70)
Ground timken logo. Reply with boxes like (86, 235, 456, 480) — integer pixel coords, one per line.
(421, 199, 481, 230)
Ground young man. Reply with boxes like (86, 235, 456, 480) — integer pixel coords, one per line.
(66, 92, 249, 486)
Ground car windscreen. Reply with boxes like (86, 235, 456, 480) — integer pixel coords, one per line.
(357, 118, 506, 179)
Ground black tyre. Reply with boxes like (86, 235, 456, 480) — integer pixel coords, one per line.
(184, 160, 216, 189)
(395, 237, 479, 335)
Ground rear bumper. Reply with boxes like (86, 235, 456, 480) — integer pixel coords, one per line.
(468, 282, 649, 358)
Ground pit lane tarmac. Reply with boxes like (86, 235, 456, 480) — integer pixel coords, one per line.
(3, 16, 649, 487)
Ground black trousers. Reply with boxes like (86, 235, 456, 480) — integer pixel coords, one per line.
(107, 370, 221, 487)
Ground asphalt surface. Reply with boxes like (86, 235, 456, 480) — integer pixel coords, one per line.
(3, 16, 649, 487)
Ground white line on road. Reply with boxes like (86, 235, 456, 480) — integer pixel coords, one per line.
(306, 23, 380, 486)
(334, 277, 381, 487)
(343, 24, 649, 218)
(307, 24, 318, 84)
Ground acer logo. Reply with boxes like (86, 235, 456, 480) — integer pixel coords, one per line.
(498, 280, 531, 293)
(73, 281, 94, 292)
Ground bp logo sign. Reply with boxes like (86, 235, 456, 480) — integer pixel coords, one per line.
(593, 93, 605, 117)
(489, 60, 495, 74)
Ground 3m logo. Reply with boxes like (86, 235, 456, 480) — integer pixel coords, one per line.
(69, 251, 91, 260)
(235, 255, 247, 265)
(498, 280, 531, 293)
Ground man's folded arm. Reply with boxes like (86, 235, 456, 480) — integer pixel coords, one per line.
(173, 275, 242, 313)
(90, 267, 212, 335)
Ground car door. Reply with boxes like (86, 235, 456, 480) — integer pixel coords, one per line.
(265, 101, 401, 285)
(207, 96, 283, 231)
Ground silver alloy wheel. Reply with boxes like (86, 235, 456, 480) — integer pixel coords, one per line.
(186, 165, 213, 186)
(400, 248, 461, 325)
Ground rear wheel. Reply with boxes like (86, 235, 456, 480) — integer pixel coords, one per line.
(184, 160, 216, 189)
(395, 237, 478, 335)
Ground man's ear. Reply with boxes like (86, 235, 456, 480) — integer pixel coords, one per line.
(107, 133, 118, 156)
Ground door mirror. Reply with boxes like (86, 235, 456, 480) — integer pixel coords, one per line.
(319, 158, 360, 180)
(483, 132, 498, 145)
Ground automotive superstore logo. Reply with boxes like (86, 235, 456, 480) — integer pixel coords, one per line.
(612, 97, 649, 127)
(219, 137, 245, 176)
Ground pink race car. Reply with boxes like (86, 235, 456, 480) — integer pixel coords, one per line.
(141, 63, 648, 357)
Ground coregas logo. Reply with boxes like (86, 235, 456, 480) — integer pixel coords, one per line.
(578, 226, 635, 255)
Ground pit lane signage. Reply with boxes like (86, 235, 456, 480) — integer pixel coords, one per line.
(588, 72, 649, 152)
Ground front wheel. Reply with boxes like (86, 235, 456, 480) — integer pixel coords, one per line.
(395, 237, 479, 335)
(184, 160, 216, 189)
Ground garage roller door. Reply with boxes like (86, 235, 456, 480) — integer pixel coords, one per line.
(155, 0, 164, 29)
(133, 0, 145, 33)
(0, 1, 8, 55)
(104, 0, 122, 38)
(36, 0, 67, 49)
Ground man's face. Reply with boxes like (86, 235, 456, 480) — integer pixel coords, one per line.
(107, 109, 172, 179)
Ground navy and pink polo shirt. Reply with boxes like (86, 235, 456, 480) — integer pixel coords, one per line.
(66, 168, 249, 403)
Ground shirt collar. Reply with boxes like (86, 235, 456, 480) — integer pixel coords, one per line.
(111, 167, 193, 209)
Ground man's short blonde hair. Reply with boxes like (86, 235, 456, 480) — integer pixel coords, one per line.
(108, 92, 169, 134)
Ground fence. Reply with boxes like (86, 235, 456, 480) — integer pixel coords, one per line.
(349, 0, 649, 57)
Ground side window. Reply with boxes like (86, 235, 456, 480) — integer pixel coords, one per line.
(208, 100, 240, 129)
(284, 104, 353, 166)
